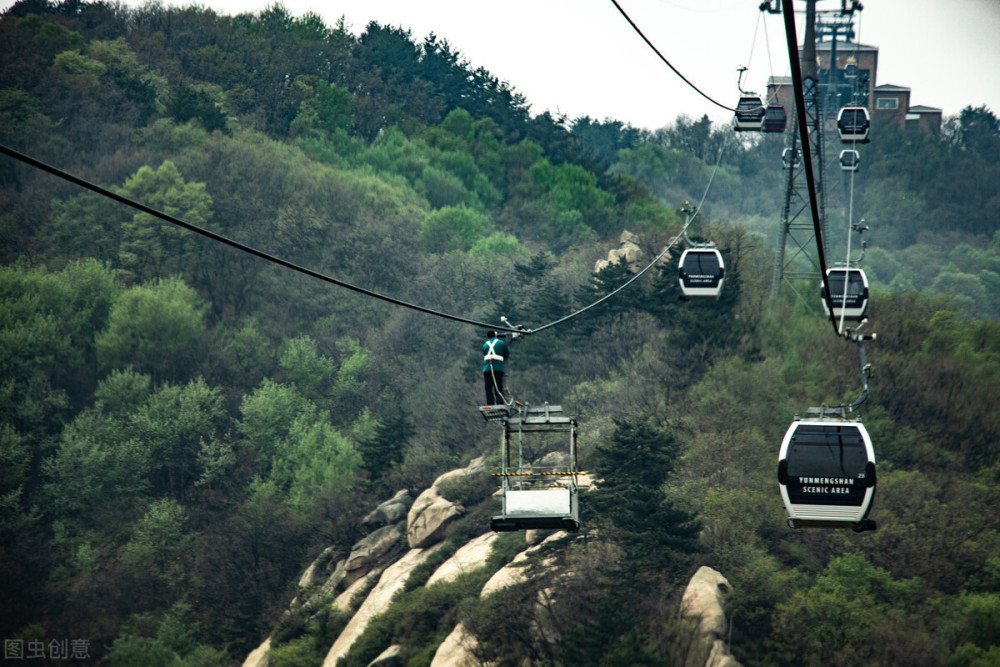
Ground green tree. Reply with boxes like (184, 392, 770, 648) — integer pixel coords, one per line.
(96, 276, 207, 382)
(938, 592, 1000, 654)
(118, 161, 213, 283)
(0, 88, 54, 153)
(950, 105, 1000, 162)
(269, 408, 364, 511)
(238, 379, 313, 468)
(773, 552, 929, 666)
(357, 408, 413, 488)
(44, 406, 152, 519)
(168, 82, 228, 133)
(586, 417, 700, 573)
(130, 377, 225, 497)
(121, 497, 190, 598)
(278, 335, 337, 401)
(87, 38, 167, 122)
(419, 204, 492, 253)
(0, 260, 116, 434)
(528, 158, 614, 240)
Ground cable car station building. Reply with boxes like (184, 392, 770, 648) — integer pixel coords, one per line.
(766, 39, 941, 134)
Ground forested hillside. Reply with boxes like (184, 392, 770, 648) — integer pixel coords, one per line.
(2, 2, 1000, 665)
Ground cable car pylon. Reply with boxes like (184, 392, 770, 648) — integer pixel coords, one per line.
(770, 0, 830, 302)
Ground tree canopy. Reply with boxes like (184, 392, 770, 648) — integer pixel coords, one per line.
(1, 1, 999, 665)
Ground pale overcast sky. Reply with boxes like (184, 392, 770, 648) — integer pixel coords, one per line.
(8, 0, 1000, 131)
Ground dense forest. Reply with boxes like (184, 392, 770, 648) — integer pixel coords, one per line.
(2, 1, 1000, 665)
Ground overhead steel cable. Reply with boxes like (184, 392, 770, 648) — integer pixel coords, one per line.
(609, 0, 738, 112)
(3, 141, 721, 338)
(531, 145, 725, 334)
(779, 0, 841, 336)
(0, 143, 524, 334)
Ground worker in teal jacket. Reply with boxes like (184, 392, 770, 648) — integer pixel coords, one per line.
(482, 331, 509, 406)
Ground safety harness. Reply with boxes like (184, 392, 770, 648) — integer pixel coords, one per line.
(484, 338, 505, 364)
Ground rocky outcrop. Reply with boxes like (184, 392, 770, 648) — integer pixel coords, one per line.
(368, 643, 404, 666)
(296, 521, 406, 613)
(251, 456, 732, 667)
(322, 545, 443, 667)
(679, 566, 741, 667)
(430, 623, 479, 667)
(345, 523, 403, 575)
(429, 531, 571, 665)
(407, 456, 488, 548)
(480, 530, 565, 596)
(241, 637, 270, 667)
(297, 546, 336, 590)
(595, 230, 643, 273)
(426, 531, 498, 587)
(362, 489, 413, 527)
(333, 569, 381, 613)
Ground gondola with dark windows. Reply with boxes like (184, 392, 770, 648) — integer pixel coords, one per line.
(821, 266, 869, 321)
(837, 105, 871, 143)
(678, 246, 725, 300)
(839, 149, 860, 172)
(762, 105, 787, 133)
(778, 409, 877, 532)
(782, 147, 801, 169)
(734, 95, 766, 131)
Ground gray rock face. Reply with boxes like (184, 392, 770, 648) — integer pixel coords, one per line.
(407, 489, 463, 549)
(680, 566, 741, 667)
(346, 524, 404, 573)
(362, 489, 414, 527)
(368, 643, 404, 666)
(595, 230, 643, 273)
(407, 456, 487, 549)
(322, 546, 443, 667)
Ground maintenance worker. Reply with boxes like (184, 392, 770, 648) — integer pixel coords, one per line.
(482, 330, 509, 406)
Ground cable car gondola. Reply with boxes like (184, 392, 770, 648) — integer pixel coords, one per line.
(678, 246, 725, 300)
(839, 149, 860, 172)
(734, 95, 765, 131)
(782, 147, 801, 169)
(821, 267, 869, 321)
(762, 105, 787, 133)
(837, 105, 871, 143)
(778, 413, 876, 531)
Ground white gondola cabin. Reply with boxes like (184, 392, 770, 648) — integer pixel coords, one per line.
(734, 95, 765, 131)
(782, 147, 801, 169)
(837, 105, 871, 143)
(762, 105, 788, 133)
(778, 414, 876, 531)
(839, 149, 860, 172)
(821, 267, 869, 321)
(678, 247, 725, 300)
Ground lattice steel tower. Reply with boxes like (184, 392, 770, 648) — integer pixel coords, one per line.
(766, 0, 862, 300)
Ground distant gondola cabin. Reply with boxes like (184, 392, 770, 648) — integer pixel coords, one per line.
(782, 147, 801, 169)
(837, 105, 871, 143)
(821, 267, 869, 321)
(762, 105, 787, 133)
(734, 95, 765, 131)
(678, 247, 725, 300)
(839, 149, 860, 172)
